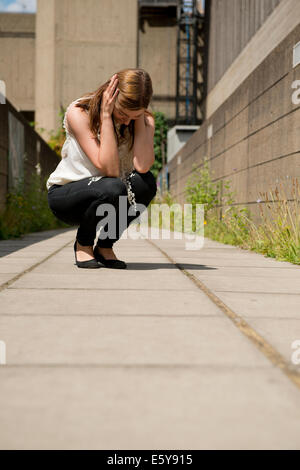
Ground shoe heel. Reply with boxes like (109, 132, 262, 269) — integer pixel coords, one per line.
(93, 246, 127, 269)
(74, 240, 101, 269)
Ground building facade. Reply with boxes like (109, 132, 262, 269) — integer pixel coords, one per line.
(0, 0, 203, 138)
(168, 0, 300, 221)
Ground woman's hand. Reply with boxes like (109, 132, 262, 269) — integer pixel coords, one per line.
(100, 74, 119, 121)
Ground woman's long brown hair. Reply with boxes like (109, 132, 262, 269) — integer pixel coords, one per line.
(74, 68, 154, 151)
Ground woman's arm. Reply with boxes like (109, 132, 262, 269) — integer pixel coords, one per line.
(98, 114, 120, 177)
(133, 113, 155, 173)
(67, 104, 120, 177)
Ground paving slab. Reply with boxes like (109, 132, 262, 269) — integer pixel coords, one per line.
(213, 291, 300, 319)
(10, 270, 200, 290)
(1, 367, 300, 450)
(0, 315, 273, 367)
(0, 289, 218, 317)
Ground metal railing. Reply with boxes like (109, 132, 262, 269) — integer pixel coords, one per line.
(0, 97, 60, 210)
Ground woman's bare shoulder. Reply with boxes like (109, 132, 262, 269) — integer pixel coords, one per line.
(66, 102, 90, 133)
(67, 102, 88, 122)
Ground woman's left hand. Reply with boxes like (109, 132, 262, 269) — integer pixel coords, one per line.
(133, 111, 155, 173)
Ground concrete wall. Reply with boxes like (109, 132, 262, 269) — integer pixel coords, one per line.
(206, 0, 300, 119)
(207, 0, 282, 93)
(35, 0, 139, 140)
(168, 17, 300, 222)
(138, 5, 178, 125)
(0, 13, 35, 111)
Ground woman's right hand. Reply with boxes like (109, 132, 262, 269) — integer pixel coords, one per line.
(100, 74, 119, 121)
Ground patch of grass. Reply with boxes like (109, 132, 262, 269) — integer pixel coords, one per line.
(147, 159, 300, 265)
(0, 172, 69, 240)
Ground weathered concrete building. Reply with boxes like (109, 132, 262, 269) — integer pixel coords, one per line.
(168, 0, 300, 220)
(0, 12, 35, 122)
(1, 0, 202, 138)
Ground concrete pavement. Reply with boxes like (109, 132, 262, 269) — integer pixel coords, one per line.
(0, 225, 300, 449)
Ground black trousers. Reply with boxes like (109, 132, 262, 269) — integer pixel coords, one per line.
(47, 170, 157, 248)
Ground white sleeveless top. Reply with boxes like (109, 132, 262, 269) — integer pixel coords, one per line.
(46, 96, 135, 191)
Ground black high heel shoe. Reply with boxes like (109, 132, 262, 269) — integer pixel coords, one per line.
(74, 240, 101, 269)
(93, 246, 127, 269)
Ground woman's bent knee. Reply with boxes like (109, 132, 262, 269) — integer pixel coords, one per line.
(131, 171, 157, 206)
(148, 171, 157, 198)
(138, 170, 157, 199)
(95, 177, 127, 204)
